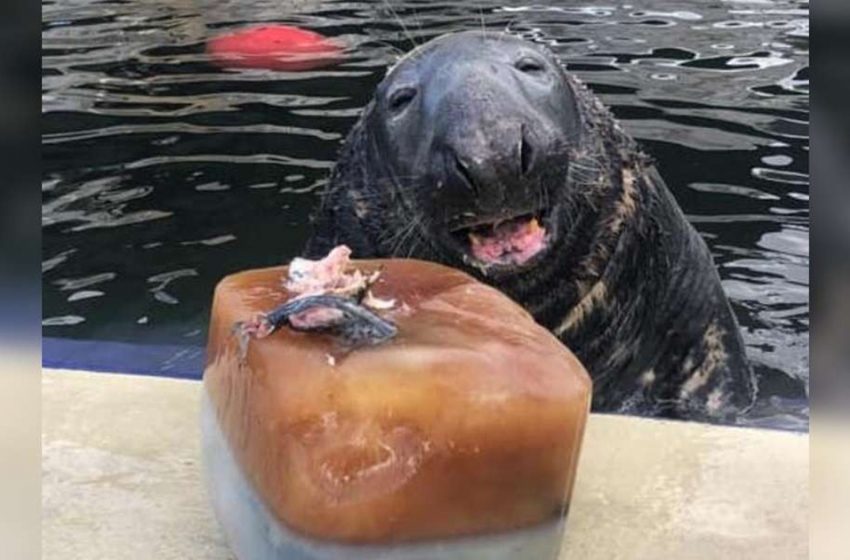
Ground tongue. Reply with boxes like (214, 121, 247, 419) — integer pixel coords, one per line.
(469, 218, 547, 265)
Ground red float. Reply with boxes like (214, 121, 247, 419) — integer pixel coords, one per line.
(207, 25, 343, 71)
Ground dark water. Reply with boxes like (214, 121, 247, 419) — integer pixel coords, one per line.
(42, 0, 809, 430)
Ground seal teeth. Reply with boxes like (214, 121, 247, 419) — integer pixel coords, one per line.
(463, 214, 548, 265)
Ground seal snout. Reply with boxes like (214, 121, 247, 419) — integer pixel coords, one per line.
(446, 121, 539, 191)
(434, 111, 556, 270)
(439, 117, 544, 213)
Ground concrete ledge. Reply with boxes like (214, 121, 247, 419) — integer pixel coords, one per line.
(43, 369, 808, 560)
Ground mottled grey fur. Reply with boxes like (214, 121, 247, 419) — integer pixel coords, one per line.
(305, 32, 756, 422)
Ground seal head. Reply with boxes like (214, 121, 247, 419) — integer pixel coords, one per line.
(365, 32, 584, 273)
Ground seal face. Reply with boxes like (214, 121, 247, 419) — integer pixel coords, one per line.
(306, 31, 757, 422)
(368, 34, 580, 274)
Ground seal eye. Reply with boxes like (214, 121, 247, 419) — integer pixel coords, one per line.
(388, 87, 417, 113)
(515, 57, 545, 74)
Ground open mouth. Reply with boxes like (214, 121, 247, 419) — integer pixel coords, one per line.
(450, 212, 550, 268)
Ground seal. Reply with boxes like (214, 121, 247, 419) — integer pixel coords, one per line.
(305, 31, 756, 422)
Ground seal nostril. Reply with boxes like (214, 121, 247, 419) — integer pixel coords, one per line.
(453, 153, 479, 195)
(520, 130, 534, 177)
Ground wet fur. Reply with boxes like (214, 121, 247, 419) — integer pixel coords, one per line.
(305, 40, 755, 423)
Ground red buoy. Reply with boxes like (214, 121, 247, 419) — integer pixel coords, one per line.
(207, 25, 343, 71)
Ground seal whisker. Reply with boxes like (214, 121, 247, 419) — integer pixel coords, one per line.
(381, 0, 419, 49)
(366, 39, 407, 59)
(398, 215, 426, 255)
(380, 210, 423, 256)
(344, 176, 429, 203)
(410, 4, 425, 37)
(503, 16, 521, 40)
(405, 235, 423, 258)
(400, 219, 430, 258)
(479, 3, 488, 39)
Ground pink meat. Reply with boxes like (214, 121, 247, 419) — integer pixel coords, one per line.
(285, 245, 366, 297)
(282, 245, 393, 330)
(289, 308, 345, 330)
(239, 245, 393, 344)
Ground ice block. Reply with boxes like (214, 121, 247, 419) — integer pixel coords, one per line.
(202, 258, 591, 559)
